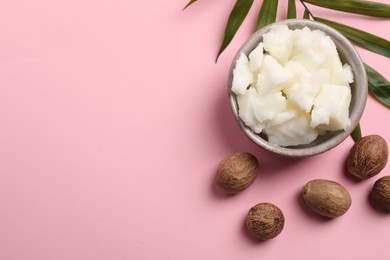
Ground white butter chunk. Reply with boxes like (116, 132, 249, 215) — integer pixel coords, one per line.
(263, 24, 294, 65)
(236, 88, 265, 133)
(265, 109, 318, 147)
(311, 84, 351, 131)
(249, 42, 264, 73)
(252, 91, 288, 123)
(283, 69, 329, 112)
(321, 54, 354, 86)
(343, 64, 354, 84)
(256, 55, 293, 95)
(232, 52, 254, 95)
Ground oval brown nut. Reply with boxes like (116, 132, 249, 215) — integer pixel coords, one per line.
(371, 176, 390, 211)
(216, 152, 258, 194)
(246, 202, 285, 240)
(347, 135, 388, 180)
(302, 179, 351, 218)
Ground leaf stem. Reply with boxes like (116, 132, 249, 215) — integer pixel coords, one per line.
(299, 0, 315, 19)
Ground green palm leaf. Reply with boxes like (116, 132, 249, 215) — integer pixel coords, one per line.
(256, 0, 279, 31)
(365, 64, 390, 108)
(314, 17, 390, 58)
(351, 124, 362, 142)
(287, 0, 297, 19)
(183, 0, 198, 10)
(216, 0, 254, 61)
(303, 9, 310, 19)
(303, 0, 390, 18)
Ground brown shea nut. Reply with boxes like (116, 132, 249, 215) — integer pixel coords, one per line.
(246, 202, 285, 240)
(302, 179, 351, 218)
(347, 135, 388, 180)
(371, 176, 390, 211)
(216, 152, 258, 194)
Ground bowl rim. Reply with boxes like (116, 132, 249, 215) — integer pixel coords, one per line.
(228, 19, 368, 157)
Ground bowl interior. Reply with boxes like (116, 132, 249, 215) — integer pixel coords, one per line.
(228, 19, 367, 157)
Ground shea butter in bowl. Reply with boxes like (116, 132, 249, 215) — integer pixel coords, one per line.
(228, 19, 367, 157)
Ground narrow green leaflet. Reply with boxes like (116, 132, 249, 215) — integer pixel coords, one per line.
(303, 9, 310, 19)
(314, 17, 390, 58)
(303, 0, 390, 18)
(216, 0, 254, 61)
(256, 0, 278, 31)
(351, 124, 362, 142)
(365, 64, 390, 108)
(287, 0, 297, 19)
(183, 0, 198, 10)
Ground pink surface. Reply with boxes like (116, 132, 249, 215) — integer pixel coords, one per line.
(0, 1, 389, 259)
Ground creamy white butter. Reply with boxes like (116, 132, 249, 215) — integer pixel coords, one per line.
(232, 25, 353, 147)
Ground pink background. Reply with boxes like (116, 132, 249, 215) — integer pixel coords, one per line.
(0, 0, 389, 259)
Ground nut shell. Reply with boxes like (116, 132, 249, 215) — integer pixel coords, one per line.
(246, 202, 285, 240)
(302, 179, 351, 218)
(216, 152, 258, 194)
(347, 135, 388, 180)
(371, 176, 390, 211)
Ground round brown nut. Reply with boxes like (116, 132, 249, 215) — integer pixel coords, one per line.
(246, 202, 285, 240)
(302, 179, 351, 218)
(371, 176, 390, 211)
(347, 135, 388, 180)
(216, 152, 258, 194)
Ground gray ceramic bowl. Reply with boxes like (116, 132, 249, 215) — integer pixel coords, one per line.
(228, 19, 367, 157)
